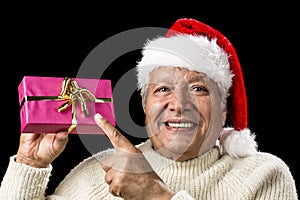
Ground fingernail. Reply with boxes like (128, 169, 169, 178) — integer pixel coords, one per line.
(94, 113, 103, 123)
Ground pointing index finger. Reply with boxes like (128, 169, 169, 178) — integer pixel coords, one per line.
(94, 113, 137, 153)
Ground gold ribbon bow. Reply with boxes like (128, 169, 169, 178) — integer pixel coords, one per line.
(58, 77, 97, 116)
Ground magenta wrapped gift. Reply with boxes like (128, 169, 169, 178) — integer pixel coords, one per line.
(18, 76, 116, 134)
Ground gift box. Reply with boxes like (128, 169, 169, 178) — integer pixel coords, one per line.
(18, 76, 116, 134)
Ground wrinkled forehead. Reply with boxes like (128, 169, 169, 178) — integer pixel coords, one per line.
(149, 66, 214, 86)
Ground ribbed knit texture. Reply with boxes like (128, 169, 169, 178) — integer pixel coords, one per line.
(0, 139, 298, 200)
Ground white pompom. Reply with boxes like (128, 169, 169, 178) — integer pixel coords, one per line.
(219, 127, 258, 158)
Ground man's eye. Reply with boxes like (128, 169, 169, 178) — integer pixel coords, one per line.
(157, 87, 169, 92)
(191, 86, 208, 92)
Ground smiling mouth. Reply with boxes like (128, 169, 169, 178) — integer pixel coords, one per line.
(163, 122, 197, 128)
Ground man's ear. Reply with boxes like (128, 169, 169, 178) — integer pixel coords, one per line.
(143, 104, 146, 114)
(222, 110, 227, 126)
(140, 94, 146, 113)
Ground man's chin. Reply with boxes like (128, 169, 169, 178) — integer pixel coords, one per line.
(157, 141, 192, 157)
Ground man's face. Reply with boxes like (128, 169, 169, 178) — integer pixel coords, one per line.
(144, 67, 223, 161)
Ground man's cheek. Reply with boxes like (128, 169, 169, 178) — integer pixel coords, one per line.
(145, 103, 165, 125)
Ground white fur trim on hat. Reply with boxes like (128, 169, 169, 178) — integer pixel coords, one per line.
(136, 34, 234, 104)
(219, 127, 258, 158)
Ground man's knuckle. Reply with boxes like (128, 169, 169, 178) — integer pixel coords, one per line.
(112, 129, 120, 139)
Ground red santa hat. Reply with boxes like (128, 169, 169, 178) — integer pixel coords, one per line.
(136, 18, 257, 158)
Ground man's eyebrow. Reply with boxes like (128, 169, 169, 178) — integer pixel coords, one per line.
(149, 75, 174, 85)
(149, 80, 173, 85)
(188, 74, 206, 83)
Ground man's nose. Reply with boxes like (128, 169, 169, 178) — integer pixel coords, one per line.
(168, 91, 190, 114)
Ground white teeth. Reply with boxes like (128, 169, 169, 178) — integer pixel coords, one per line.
(167, 122, 194, 128)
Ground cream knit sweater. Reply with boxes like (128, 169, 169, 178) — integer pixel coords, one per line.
(0, 139, 298, 200)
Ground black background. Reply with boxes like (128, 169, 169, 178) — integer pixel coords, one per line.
(1, 3, 299, 195)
